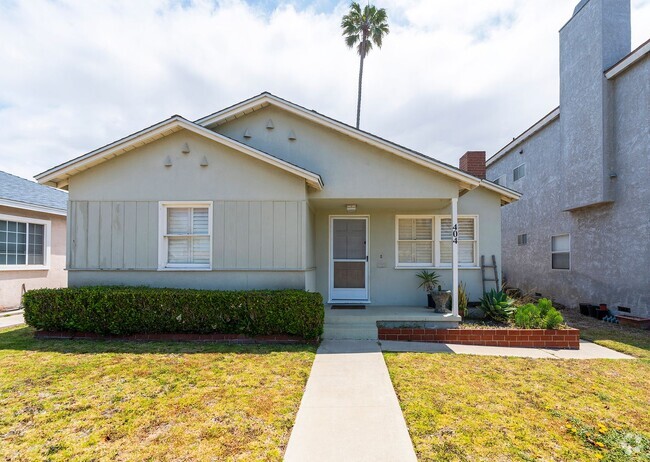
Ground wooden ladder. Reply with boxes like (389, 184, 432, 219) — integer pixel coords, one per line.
(481, 255, 499, 293)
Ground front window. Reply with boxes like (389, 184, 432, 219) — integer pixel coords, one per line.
(0, 215, 49, 269)
(159, 202, 212, 269)
(396, 215, 477, 268)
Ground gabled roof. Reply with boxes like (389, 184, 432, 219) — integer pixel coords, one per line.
(0, 170, 68, 215)
(35, 116, 324, 190)
(195, 92, 484, 190)
(486, 107, 560, 167)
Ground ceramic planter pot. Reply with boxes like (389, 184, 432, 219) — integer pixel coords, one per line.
(430, 290, 452, 313)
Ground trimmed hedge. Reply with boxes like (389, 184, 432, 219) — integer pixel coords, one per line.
(23, 287, 324, 340)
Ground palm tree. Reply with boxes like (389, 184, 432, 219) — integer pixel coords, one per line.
(341, 2, 389, 129)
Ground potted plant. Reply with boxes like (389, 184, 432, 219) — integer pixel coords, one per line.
(415, 270, 439, 308)
(430, 285, 452, 313)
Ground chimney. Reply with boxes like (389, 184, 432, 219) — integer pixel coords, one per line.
(459, 151, 486, 179)
(559, 0, 631, 209)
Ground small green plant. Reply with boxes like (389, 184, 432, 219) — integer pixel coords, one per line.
(415, 270, 440, 294)
(479, 289, 516, 322)
(458, 282, 468, 317)
(514, 303, 541, 328)
(544, 307, 564, 329)
(513, 298, 564, 329)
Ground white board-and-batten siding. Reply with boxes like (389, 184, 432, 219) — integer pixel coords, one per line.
(68, 200, 308, 271)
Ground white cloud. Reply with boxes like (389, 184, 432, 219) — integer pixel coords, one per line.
(0, 0, 648, 180)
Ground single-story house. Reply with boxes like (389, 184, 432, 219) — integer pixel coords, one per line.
(0, 171, 68, 309)
(35, 93, 519, 321)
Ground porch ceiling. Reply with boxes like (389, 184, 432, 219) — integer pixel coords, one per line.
(308, 198, 452, 212)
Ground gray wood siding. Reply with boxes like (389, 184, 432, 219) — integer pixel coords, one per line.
(68, 200, 306, 270)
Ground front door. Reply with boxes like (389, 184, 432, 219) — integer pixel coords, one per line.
(330, 217, 368, 302)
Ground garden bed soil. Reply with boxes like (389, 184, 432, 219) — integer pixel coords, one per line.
(378, 326, 580, 349)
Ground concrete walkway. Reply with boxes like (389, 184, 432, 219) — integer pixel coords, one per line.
(0, 311, 25, 329)
(284, 340, 417, 462)
(380, 339, 634, 359)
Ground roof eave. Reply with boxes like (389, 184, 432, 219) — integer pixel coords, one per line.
(35, 116, 324, 191)
(0, 198, 67, 216)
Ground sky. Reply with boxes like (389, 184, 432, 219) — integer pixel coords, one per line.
(0, 0, 649, 181)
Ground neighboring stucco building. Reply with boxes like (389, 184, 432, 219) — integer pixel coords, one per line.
(486, 0, 650, 316)
(0, 171, 68, 308)
(36, 93, 519, 321)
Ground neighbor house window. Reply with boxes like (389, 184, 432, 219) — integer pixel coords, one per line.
(551, 234, 570, 270)
(493, 175, 506, 186)
(159, 202, 212, 270)
(513, 163, 526, 182)
(0, 214, 50, 269)
(517, 233, 528, 246)
(396, 215, 477, 268)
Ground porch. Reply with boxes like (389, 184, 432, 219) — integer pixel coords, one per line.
(323, 305, 461, 340)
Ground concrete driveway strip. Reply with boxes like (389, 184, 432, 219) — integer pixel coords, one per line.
(284, 340, 417, 462)
(0, 313, 25, 329)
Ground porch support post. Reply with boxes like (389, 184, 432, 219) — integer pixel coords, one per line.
(451, 197, 459, 317)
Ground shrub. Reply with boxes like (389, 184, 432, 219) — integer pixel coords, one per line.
(514, 303, 541, 328)
(23, 287, 324, 340)
(479, 289, 516, 322)
(544, 307, 564, 329)
(512, 298, 564, 329)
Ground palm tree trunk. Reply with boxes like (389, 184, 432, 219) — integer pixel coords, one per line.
(356, 51, 364, 129)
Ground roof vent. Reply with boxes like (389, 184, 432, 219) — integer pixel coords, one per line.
(266, 119, 274, 130)
(243, 129, 252, 139)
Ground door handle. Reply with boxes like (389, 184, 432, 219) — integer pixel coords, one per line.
(366, 255, 369, 262)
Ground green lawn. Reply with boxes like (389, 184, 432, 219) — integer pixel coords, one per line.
(0, 326, 315, 461)
(385, 353, 649, 461)
(385, 307, 650, 461)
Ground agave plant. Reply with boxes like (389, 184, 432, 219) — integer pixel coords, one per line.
(479, 289, 516, 322)
(415, 270, 440, 294)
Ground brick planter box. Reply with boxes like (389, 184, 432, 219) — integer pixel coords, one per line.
(378, 327, 580, 349)
(34, 331, 317, 345)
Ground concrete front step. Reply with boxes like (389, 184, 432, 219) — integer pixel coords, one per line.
(323, 324, 378, 340)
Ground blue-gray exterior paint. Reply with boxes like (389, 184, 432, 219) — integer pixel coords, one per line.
(487, 0, 650, 316)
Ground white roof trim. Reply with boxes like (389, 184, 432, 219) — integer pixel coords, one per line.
(605, 39, 650, 79)
(35, 116, 324, 190)
(0, 198, 67, 216)
(478, 180, 521, 204)
(196, 93, 483, 189)
(486, 107, 560, 167)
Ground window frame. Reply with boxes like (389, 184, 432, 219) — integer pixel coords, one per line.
(551, 233, 571, 271)
(513, 163, 526, 182)
(517, 233, 528, 246)
(395, 215, 435, 268)
(0, 213, 51, 271)
(493, 174, 506, 187)
(395, 214, 479, 269)
(158, 201, 213, 271)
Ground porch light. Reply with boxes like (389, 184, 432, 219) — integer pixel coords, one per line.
(346, 204, 357, 213)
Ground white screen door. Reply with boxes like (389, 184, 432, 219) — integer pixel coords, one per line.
(330, 217, 368, 301)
